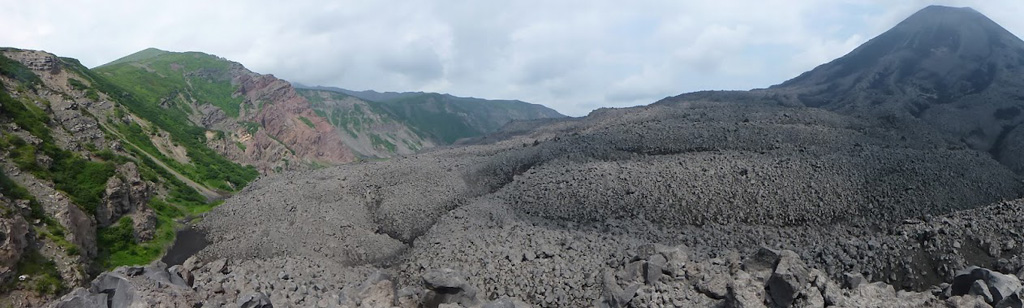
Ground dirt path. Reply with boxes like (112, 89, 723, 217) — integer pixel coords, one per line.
(99, 122, 227, 202)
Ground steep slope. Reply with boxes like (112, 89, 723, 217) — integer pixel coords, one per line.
(297, 89, 434, 158)
(0, 48, 250, 305)
(94, 49, 355, 173)
(770, 5, 1024, 174)
(300, 85, 567, 144)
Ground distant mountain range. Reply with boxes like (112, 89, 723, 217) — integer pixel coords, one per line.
(295, 85, 565, 144)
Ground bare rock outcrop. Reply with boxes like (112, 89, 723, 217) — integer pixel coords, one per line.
(0, 203, 30, 282)
(96, 162, 157, 241)
(51, 262, 200, 308)
(96, 162, 151, 227)
(237, 73, 356, 169)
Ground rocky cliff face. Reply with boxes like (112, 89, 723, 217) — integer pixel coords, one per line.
(0, 198, 29, 282)
(97, 163, 157, 241)
(238, 74, 355, 168)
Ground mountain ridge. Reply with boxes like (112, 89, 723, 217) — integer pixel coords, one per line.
(296, 84, 567, 144)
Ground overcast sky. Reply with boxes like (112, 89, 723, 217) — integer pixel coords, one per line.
(2, 1, 1022, 116)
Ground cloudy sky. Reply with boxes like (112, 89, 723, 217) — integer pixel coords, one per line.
(2, 1, 1022, 116)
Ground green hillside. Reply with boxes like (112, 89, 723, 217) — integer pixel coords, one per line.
(0, 48, 247, 299)
(299, 86, 567, 144)
(92, 49, 257, 191)
(298, 89, 427, 157)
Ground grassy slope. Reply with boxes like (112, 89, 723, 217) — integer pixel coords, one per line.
(1, 50, 252, 275)
(82, 51, 259, 266)
(88, 50, 258, 192)
(305, 87, 565, 144)
(299, 89, 410, 153)
(375, 93, 481, 144)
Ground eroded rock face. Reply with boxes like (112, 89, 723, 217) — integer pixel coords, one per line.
(53, 194, 97, 259)
(236, 73, 356, 170)
(0, 206, 30, 282)
(97, 162, 150, 227)
(96, 162, 156, 242)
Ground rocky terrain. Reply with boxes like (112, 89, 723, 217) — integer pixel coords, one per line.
(24, 4, 1024, 308)
(767, 5, 1024, 175)
(52, 97, 1024, 307)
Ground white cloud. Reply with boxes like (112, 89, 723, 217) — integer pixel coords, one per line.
(1, 0, 1022, 116)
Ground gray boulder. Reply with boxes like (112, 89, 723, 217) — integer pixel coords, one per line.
(237, 292, 273, 308)
(88, 273, 136, 308)
(142, 261, 171, 286)
(996, 290, 1023, 308)
(946, 294, 991, 308)
(843, 273, 868, 289)
(953, 266, 1023, 304)
(53, 288, 108, 308)
(744, 247, 782, 274)
(727, 271, 767, 308)
(645, 253, 667, 285)
(422, 268, 480, 307)
(766, 251, 809, 307)
(970, 280, 994, 303)
(167, 265, 193, 288)
(597, 270, 639, 308)
(343, 270, 396, 307)
(206, 258, 230, 274)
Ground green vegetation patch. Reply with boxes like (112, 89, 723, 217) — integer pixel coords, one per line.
(68, 78, 87, 90)
(0, 88, 116, 214)
(376, 93, 482, 144)
(0, 54, 42, 87)
(239, 121, 260, 134)
(3, 249, 64, 295)
(96, 215, 173, 267)
(93, 51, 244, 117)
(66, 57, 258, 192)
(369, 133, 397, 153)
(299, 116, 315, 129)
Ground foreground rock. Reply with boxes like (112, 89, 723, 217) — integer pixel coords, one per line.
(52, 262, 199, 308)
(60, 244, 1024, 307)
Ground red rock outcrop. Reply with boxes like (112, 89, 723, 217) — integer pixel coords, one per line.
(233, 74, 355, 169)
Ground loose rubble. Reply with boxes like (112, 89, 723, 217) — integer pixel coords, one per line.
(45, 98, 1024, 307)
